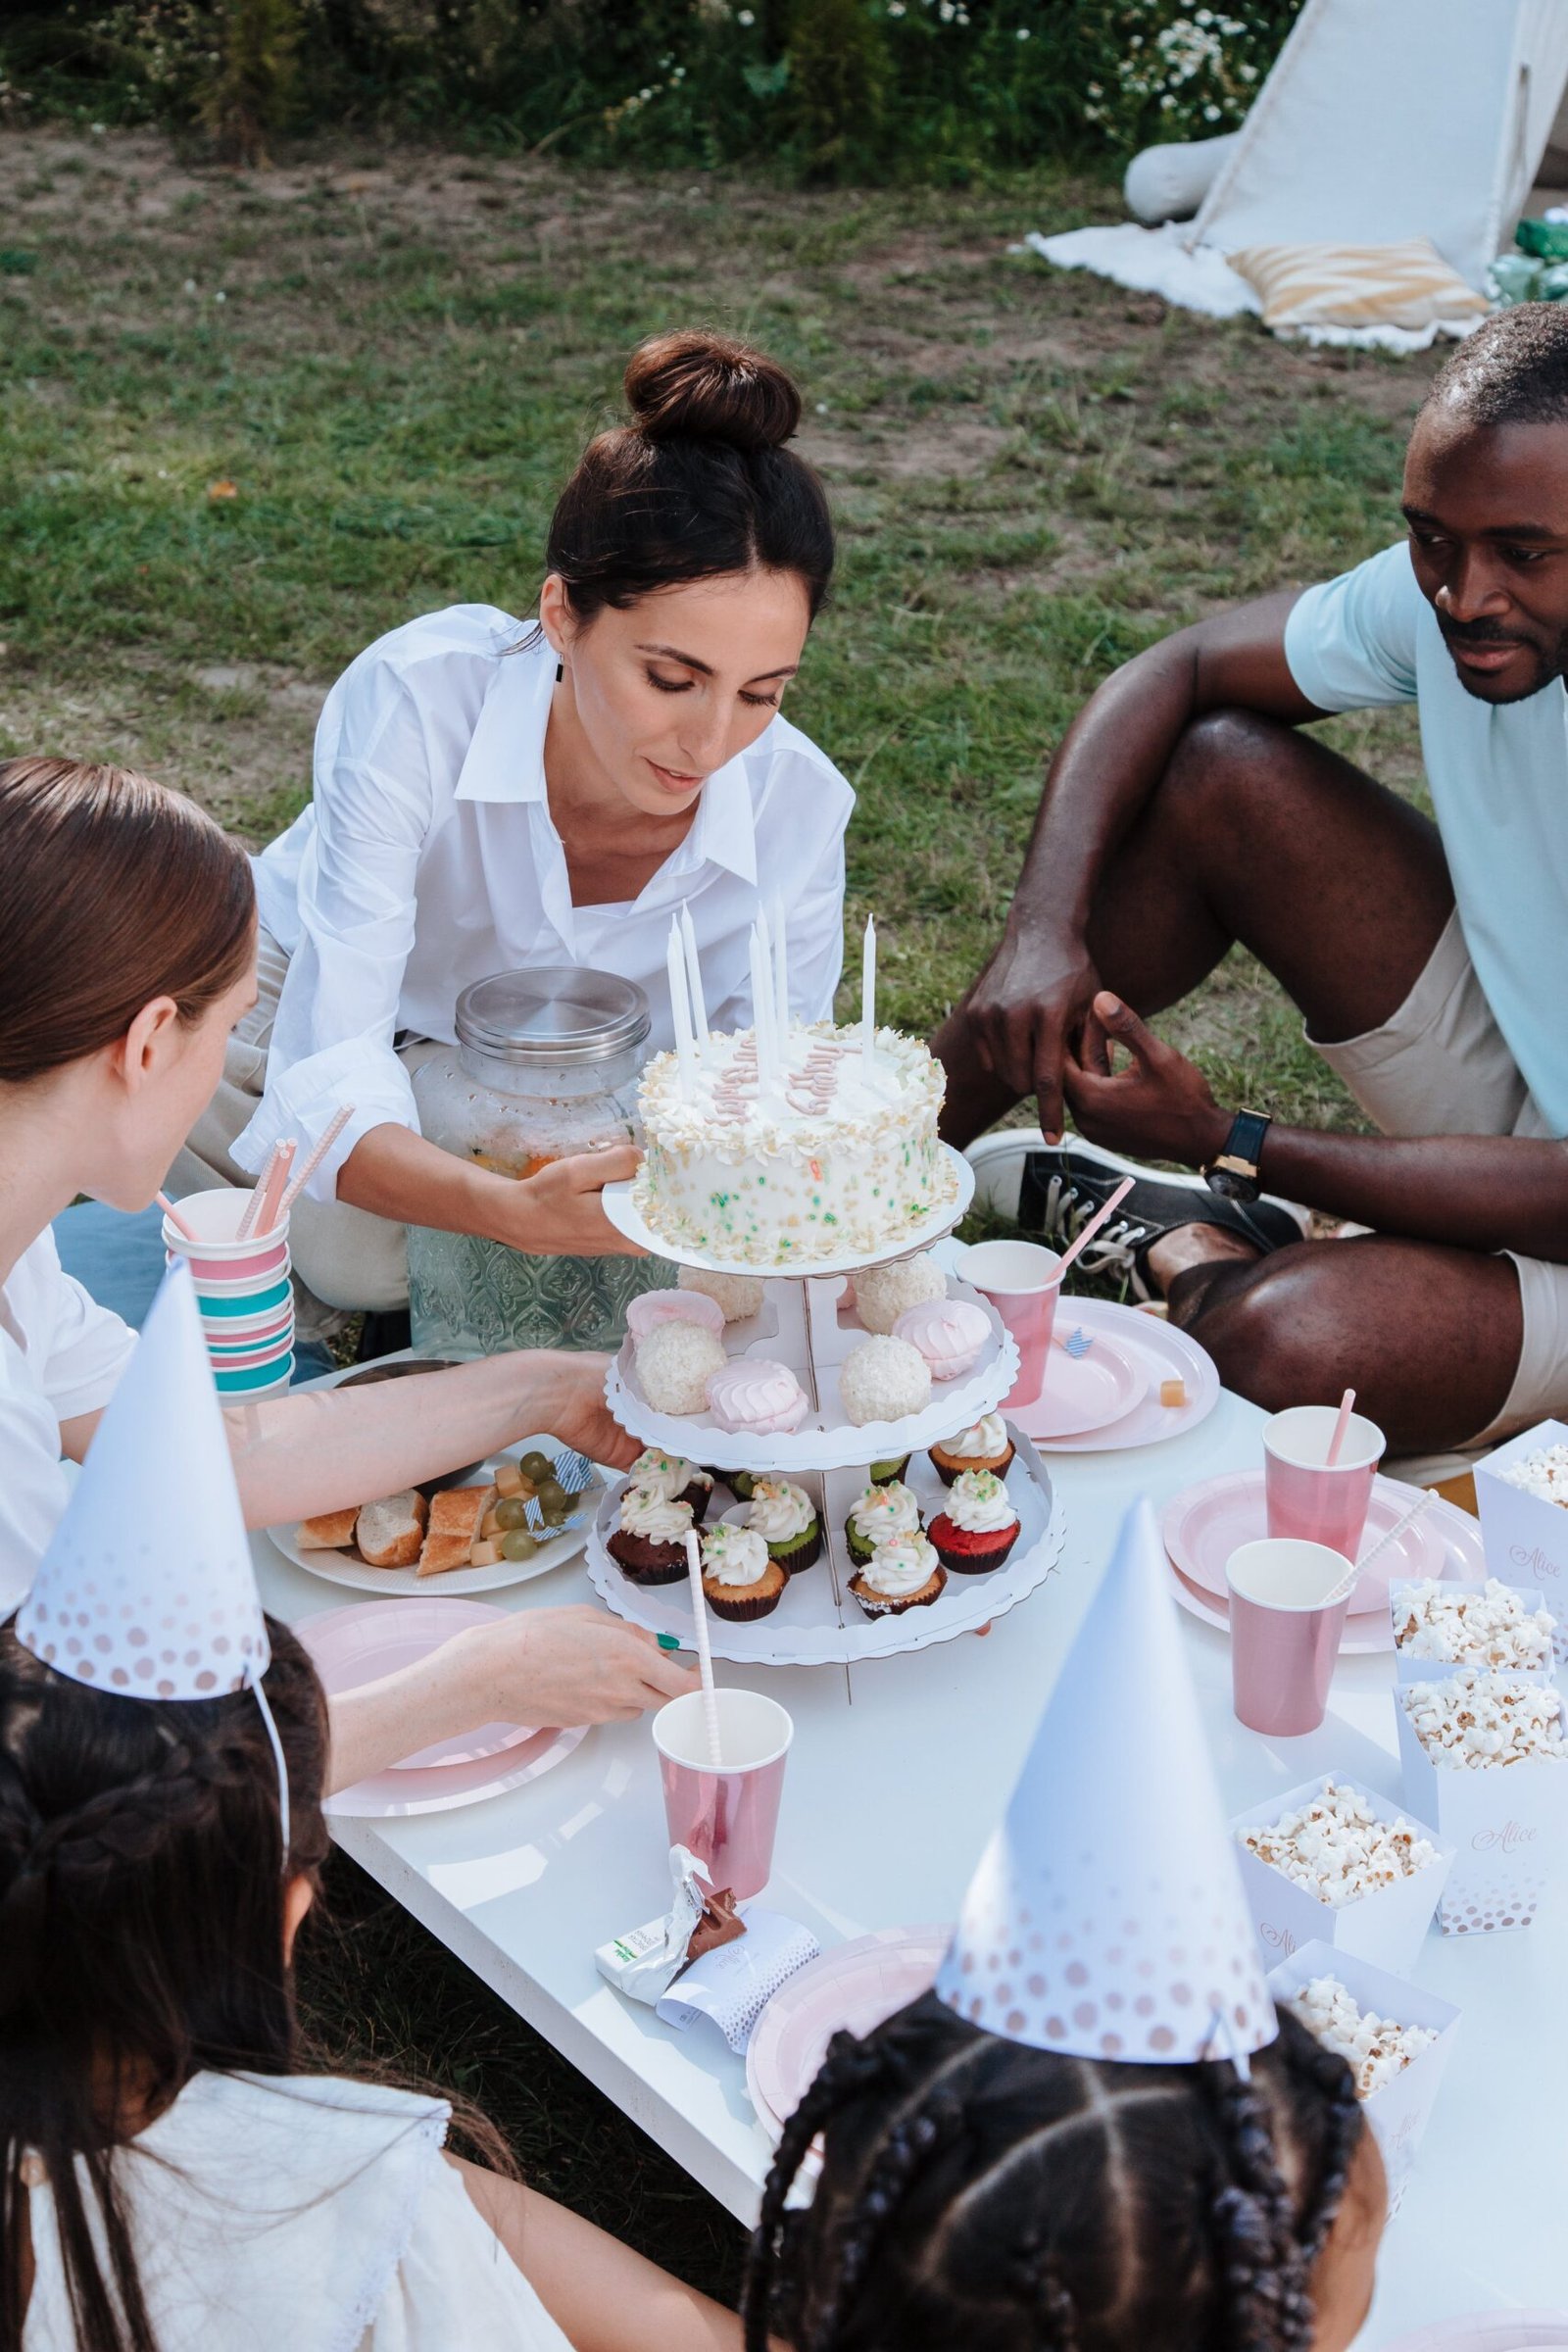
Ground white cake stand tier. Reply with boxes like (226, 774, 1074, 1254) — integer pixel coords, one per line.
(604, 1273, 1019, 1475)
(601, 1145, 975, 1279)
(585, 1427, 1063, 1666)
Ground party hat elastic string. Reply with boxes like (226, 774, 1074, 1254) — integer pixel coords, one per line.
(248, 1668, 291, 1867)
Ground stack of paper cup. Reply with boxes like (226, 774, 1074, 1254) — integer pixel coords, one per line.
(162, 1186, 295, 1397)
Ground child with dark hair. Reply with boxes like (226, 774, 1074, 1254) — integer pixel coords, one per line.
(745, 1503, 1388, 2352)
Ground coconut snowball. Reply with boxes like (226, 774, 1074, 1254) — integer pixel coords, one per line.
(636, 1320, 727, 1416)
(840, 1334, 932, 1426)
(677, 1265, 765, 1323)
(853, 1253, 947, 1337)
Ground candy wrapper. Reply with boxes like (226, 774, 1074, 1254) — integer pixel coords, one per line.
(595, 1845, 744, 2005)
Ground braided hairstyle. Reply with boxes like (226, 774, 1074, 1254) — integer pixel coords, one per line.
(745, 1990, 1368, 2352)
(0, 1615, 330, 2352)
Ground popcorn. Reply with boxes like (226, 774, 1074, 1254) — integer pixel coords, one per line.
(1401, 1669, 1567, 1770)
(1286, 1973, 1438, 2098)
(1497, 1442, 1568, 1508)
(1392, 1577, 1553, 1671)
(1238, 1780, 1440, 1906)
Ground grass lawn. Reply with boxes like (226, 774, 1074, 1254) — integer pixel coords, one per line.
(0, 121, 1443, 2303)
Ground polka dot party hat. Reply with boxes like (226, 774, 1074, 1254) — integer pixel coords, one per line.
(16, 1260, 270, 1702)
(934, 1497, 1276, 2067)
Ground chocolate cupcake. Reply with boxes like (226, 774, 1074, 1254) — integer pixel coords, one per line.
(628, 1446, 714, 1524)
(848, 1532, 947, 1620)
(844, 1478, 923, 1567)
(928, 1469, 1020, 1575)
(929, 1413, 1015, 1487)
(607, 1482, 695, 1586)
(700, 1524, 787, 1622)
(747, 1476, 822, 1573)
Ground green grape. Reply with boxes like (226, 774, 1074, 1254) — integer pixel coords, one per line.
(535, 1477, 567, 1511)
(495, 1496, 532, 1531)
(499, 1530, 539, 1562)
(519, 1450, 554, 1484)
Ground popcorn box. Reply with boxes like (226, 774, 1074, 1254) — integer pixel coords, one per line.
(1387, 1578, 1555, 1688)
(1230, 1777, 1453, 1980)
(1266, 1938, 1460, 2218)
(1476, 1419, 1568, 1666)
(1395, 1678, 1568, 1933)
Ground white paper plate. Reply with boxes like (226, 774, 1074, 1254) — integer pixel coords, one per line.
(266, 1434, 601, 1597)
(324, 1721, 587, 1819)
(603, 1146, 975, 1278)
(747, 1925, 949, 2142)
(585, 1426, 1064, 1665)
(606, 1273, 1019, 1473)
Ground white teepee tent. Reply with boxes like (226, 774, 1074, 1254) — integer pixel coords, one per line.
(1032, 0, 1568, 349)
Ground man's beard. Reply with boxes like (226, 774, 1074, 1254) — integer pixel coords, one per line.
(1440, 615, 1568, 702)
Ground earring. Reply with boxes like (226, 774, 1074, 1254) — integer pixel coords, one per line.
(556, 661, 564, 683)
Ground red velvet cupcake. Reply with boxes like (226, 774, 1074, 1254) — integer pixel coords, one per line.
(928, 1469, 1020, 1575)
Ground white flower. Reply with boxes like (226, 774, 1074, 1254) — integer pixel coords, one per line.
(1202, 103, 1220, 120)
(815, 400, 828, 413)
(938, 0, 954, 19)
(1016, 22, 1029, 34)
(888, 2, 906, 13)
(737, 5, 755, 18)
(215, 288, 226, 302)
(639, 85, 653, 99)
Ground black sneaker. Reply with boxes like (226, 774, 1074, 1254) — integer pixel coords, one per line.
(1002, 1137, 1307, 1301)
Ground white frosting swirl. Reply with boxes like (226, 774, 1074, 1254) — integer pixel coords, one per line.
(630, 1448, 711, 1502)
(943, 1469, 1018, 1536)
(616, 1482, 694, 1544)
(858, 1532, 940, 1597)
(747, 1478, 814, 1542)
(849, 1481, 921, 1544)
(944, 1413, 1007, 1459)
(701, 1524, 772, 1589)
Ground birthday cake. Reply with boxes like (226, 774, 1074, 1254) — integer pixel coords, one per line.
(634, 1020, 953, 1266)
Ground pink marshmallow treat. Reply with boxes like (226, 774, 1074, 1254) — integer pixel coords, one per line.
(624, 1287, 726, 1342)
(706, 1358, 809, 1435)
(893, 1298, 990, 1382)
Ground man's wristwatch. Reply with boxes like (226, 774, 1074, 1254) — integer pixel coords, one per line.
(1202, 1108, 1271, 1202)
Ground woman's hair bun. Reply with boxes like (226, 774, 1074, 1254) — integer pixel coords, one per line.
(624, 330, 802, 453)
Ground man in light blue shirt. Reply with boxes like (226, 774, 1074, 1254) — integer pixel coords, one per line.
(938, 303, 1568, 1458)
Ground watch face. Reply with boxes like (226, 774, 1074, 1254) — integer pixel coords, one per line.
(1206, 1168, 1259, 1202)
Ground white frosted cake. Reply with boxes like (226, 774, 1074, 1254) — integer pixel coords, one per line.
(634, 1020, 953, 1265)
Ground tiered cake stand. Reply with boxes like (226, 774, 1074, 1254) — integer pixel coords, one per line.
(590, 1152, 1066, 1666)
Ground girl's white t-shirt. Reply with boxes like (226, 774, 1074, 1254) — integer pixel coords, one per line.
(0, 1230, 135, 1615)
(23, 2071, 572, 2352)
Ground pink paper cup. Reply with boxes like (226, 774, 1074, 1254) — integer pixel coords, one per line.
(1263, 1404, 1385, 1559)
(1226, 1538, 1353, 1738)
(163, 1182, 291, 1276)
(951, 1239, 1062, 1409)
(652, 1688, 793, 1902)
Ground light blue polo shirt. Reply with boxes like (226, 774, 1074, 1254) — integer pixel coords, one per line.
(1285, 541, 1568, 1138)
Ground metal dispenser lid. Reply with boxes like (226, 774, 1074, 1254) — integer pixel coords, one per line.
(454, 966, 651, 1066)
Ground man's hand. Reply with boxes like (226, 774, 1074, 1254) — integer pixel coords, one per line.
(501, 1145, 648, 1257)
(958, 926, 1103, 1144)
(528, 1350, 643, 1472)
(447, 1605, 699, 1726)
(1064, 992, 1232, 1169)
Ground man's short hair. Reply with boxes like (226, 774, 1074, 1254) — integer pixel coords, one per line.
(1426, 302, 1568, 429)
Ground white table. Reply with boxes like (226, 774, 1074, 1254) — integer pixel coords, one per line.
(253, 1385, 1568, 2343)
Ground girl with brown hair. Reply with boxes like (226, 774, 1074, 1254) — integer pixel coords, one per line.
(179, 329, 847, 1338)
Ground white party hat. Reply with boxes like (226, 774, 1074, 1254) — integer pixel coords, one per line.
(934, 1498, 1275, 2066)
(17, 1262, 270, 1701)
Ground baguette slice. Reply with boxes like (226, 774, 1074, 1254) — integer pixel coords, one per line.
(295, 1506, 361, 1552)
(356, 1490, 429, 1571)
(418, 1485, 495, 1578)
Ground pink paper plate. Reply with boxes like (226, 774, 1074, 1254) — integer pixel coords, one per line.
(1380, 2319, 1568, 2352)
(1163, 1471, 1468, 1616)
(748, 1926, 949, 2142)
(1034, 1299, 1220, 1452)
(1167, 1556, 1397, 1655)
(299, 1598, 535, 1770)
(1007, 1328, 1148, 1443)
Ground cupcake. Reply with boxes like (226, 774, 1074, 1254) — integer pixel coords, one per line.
(849, 1532, 947, 1620)
(678, 1266, 765, 1324)
(747, 1476, 822, 1573)
(845, 1478, 923, 1566)
(929, 1413, 1014, 1486)
(839, 1336, 932, 1428)
(706, 1358, 809, 1436)
(628, 1446, 714, 1523)
(700, 1523, 787, 1622)
(722, 1469, 761, 1502)
(854, 1253, 947, 1337)
(607, 1482, 696, 1585)
(867, 1455, 911, 1486)
(636, 1321, 727, 1416)
(625, 1287, 725, 1341)
(929, 1469, 1020, 1574)
(894, 1298, 990, 1383)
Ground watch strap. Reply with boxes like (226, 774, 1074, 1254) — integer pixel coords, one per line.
(1203, 1107, 1271, 1200)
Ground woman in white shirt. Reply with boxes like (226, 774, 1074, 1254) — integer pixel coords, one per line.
(3, 1611, 741, 2352)
(180, 328, 851, 1333)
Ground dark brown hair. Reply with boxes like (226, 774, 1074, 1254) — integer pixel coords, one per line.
(543, 330, 835, 622)
(745, 1991, 1369, 2352)
(0, 758, 256, 1086)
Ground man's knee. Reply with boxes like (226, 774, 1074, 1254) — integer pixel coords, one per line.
(1161, 708, 1300, 827)
(1176, 1246, 1345, 1413)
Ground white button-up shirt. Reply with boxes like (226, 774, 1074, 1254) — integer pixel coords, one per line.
(236, 606, 855, 1200)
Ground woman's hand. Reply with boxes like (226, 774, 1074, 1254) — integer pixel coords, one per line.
(447, 1604, 699, 1725)
(495, 1144, 649, 1257)
(1063, 992, 1232, 1169)
(524, 1350, 643, 1472)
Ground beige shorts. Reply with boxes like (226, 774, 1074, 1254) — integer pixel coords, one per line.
(1310, 906, 1562, 1447)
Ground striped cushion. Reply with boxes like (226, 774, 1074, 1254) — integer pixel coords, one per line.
(1229, 239, 1489, 332)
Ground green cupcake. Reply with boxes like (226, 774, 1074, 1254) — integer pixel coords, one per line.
(867, 1454, 912, 1486)
(844, 1479, 923, 1566)
(747, 1476, 822, 1574)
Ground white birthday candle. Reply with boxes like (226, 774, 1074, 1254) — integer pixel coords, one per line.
(666, 916, 697, 1095)
(678, 902, 710, 1060)
(770, 896, 789, 1059)
(748, 922, 776, 1092)
(861, 913, 876, 1074)
(756, 904, 776, 1077)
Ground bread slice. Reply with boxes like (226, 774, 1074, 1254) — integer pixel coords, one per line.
(355, 1490, 428, 1570)
(295, 1506, 361, 1552)
(418, 1484, 495, 1578)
